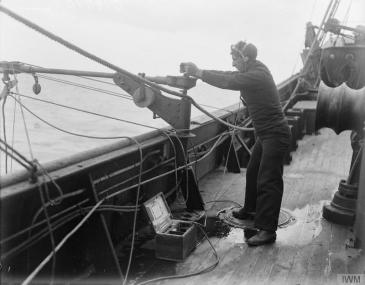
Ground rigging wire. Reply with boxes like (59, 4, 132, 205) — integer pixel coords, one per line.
(11, 92, 161, 131)
(342, 0, 353, 25)
(10, 61, 235, 114)
(11, 70, 35, 164)
(1, 94, 9, 173)
(8, 94, 162, 139)
(223, 100, 242, 175)
(9, 65, 235, 121)
(0, 138, 34, 170)
(10, 90, 18, 171)
(0, 4, 253, 132)
(0, 5, 254, 283)
(0, 145, 32, 171)
(36, 73, 132, 101)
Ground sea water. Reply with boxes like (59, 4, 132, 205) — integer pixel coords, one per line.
(0, 73, 239, 175)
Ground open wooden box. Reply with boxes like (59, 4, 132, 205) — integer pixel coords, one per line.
(143, 193, 197, 261)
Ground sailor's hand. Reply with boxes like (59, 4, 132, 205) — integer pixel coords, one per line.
(180, 62, 203, 78)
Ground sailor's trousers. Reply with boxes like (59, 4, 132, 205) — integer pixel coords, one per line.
(243, 135, 290, 232)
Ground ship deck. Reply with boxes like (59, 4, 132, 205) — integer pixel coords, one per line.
(127, 129, 365, 285)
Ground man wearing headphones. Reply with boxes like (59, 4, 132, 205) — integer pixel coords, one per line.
(181, 41, 290, 246)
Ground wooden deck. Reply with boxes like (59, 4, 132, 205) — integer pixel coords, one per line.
(129, 129, 365, 285)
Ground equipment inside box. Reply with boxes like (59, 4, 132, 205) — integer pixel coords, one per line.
(143, 193, 198, 261)
(164, 221, 192, 235)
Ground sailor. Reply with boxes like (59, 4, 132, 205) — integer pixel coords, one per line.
(181, 41, 290, 246)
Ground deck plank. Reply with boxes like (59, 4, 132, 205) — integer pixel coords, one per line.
(134, 129, 358, 284)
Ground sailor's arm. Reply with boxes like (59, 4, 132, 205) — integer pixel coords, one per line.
(180, 62, 263, 90)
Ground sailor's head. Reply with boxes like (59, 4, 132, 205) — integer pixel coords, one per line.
(230, 41, 257, 71)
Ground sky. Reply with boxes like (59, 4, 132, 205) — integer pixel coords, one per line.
(1, 0, 363, 83)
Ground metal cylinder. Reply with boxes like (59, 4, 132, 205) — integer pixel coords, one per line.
(315, 81, 365, 134)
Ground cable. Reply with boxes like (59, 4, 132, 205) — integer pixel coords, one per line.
(0, 4, 254, 133)
(1, 204, 142, 264)
(10, 90, 18, 171)
(0, 145, 32, 171)
(35, 161, 64, 205)
(0, 189, 86, 245)
(21, 199, 104, 285)
(2, 93, 8, 173)
(13, 61, 235, 116)
(9, 94, 160, 139)
(2, 203, 88, 261)
(36, 173, 56, 285)
(36, 73, 132, 101)
(121, 137, 143, 285)
(0, 138, 34, 167)
(342, 0, 353, 25)
(104, 132, 229, 200)
(136, 222, 219, 285)
(98, 158, 176, 197)
(11, 92, 160, 131)
(205, 200, 243, 208)
(3, 130, 225, 280)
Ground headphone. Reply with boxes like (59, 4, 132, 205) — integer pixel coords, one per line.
(231, 41, 251, 62)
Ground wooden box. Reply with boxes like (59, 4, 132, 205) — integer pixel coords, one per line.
(144, 193, 197, 261)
